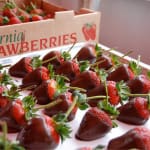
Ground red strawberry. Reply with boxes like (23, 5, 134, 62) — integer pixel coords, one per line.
(107, 127, 150, 150)
(107, 81, 120, 105)
(117, 97, 150, 125)
(44, 92, 77, 121)
(75, 44, 96, 63)
(21, 66, 49, 89)
(9, 57, 33, 78)
(0, 16, 9, 26)
(75, 107, 112, 141)
(17, 115, 60, 150)
(11, 100, 26, 126)
(32, 79, 57, 105)
(70, 70, 100, 91)
(31, 14, 43, 21)
(127, 74, 150, 94)
(56, 60, 80, 81)
(82, 25, 90, 41)
(0, 100, 23, 133)
(107, 64, 135, 82)
(42, 50, 64, 70)
(8, 16, 22, 25)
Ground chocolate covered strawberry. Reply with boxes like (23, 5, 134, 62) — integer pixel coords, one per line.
(75, 107, 112, 141)
(107, 64, 135, 82)
(91, 54, 113, 70)
(56, 60, 80, 81)
(21, 66, 49, 89)
(75, 44, 97, 63)
(17, 116, 60, 150)
(42, 50, 64, 70)
(32, 79, 57, 105)
(0, 99, 25, 133)
(44, 91, 77, 121)
(127, 74, 150, 94)
(117, 97, 150, 125)
(107, 127, 150, 150)
(9, 57, 33, 78)
(70, 70, 100, 91)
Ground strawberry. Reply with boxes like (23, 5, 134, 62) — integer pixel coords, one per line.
(107, 64, 135, 82)
(56, 60, 80, 81)
(71, 70, 100, 91)
(8, 16, 22, 25)
(0, 16, 9, 26)
(17, 115, 60, 150)
(0, 100, 23, 133)
(2, 1, 17, 18)
(107, 127, 150, 150)
(32, 79, 57, 105)
(21, 66, 49, 89)
(31, 14, 43, 21)
(42, 50, 64, 70)
(75, 44, 97, 63)
(127, 74, 150, 94)
(91, 54, 113, 70)
(117, 97, 150, 125)
(11, 99, 26, 126)
(107, 81, 120, 105)
(75, 107, 112, 141)
(9, 57, 33, 78)
(44, 91, 77, 121)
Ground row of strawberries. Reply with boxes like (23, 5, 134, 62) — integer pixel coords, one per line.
(0, 43, 150, 149)
(0, 1, 54, 26)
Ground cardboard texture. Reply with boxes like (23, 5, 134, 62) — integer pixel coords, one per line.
(0, 0, 101, 58)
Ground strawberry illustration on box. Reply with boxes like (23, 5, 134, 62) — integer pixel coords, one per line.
(82, 23, 96, 41)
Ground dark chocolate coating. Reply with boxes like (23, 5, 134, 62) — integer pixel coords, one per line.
(9, 57, 32, 78)
(17, 117, 59, 150)
(107, 64, 131, 82)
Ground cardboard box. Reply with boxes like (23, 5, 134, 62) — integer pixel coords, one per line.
(0, 0, 101, 58)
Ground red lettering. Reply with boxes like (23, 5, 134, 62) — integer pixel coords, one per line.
(40, 38, 48, 49)
(6, 43, 19, 55)
(58, 35, 61, 46)
(70, 32, 77, 43)
(49, 37, 57, 47)
(31, 40, 38, 51)
(0, 46, 7, 56)
(63, 34, 69, 45)
(21, 42, 29, 52)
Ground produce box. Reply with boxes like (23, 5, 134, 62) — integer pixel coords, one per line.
(0, 0, 101, 58)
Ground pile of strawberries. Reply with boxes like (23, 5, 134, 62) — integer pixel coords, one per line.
(0, 0, 54, 26)
(0, 42, 150, 150)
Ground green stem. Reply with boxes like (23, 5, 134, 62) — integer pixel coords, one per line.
(104, 81, 109, 103)
(90, 59, 106, 67)
(35, 99, 62, 110)
(68, 86, 86, 92)
(18, 85, 37, 92)
(63, 96, 77, 121)
(67, 42, 76, 53)
(0, 121, 8, 150)
(42, 56, 57, 65)
(128, 93, 149, 97)
(122, 50, 133, 58)
(87, 95, 107, 100)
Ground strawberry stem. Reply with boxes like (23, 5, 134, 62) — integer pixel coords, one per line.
(35, 99, 62, 110)
(63, 95, 78, 121)
(68, 86, 86, 92)
(128, 93, 150, 97)
(42, 56, 57, 65)
(0, 121, 7, 150)
(122, 50, 133, 58)
(18, 85, 37, 92)
(87, 95, 107, 100)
